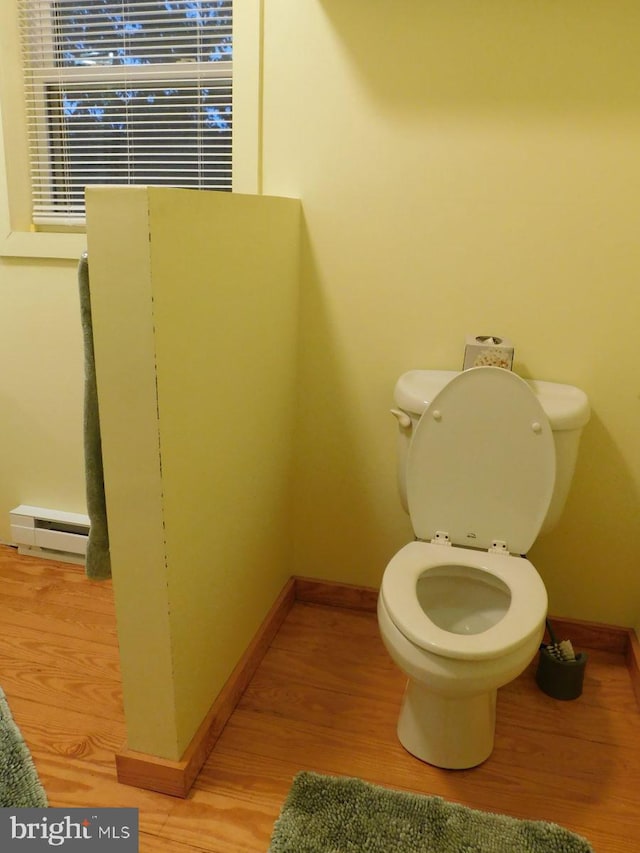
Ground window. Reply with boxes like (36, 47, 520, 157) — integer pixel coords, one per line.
(18, 1, 232, 226)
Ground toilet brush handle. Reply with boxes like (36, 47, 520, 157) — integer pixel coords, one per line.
(545, 619, 558, 646)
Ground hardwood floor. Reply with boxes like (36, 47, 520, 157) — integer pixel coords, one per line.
(0, 545, 638, 852)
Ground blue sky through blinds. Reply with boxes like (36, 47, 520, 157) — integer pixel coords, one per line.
(30, 1, 234, 214)
(54, 0, 232, 66)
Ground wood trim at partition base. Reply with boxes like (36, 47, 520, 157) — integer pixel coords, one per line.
(115, 577, 297, 798)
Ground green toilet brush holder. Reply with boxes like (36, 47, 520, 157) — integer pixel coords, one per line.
(535, 645, 587, 700)
(535, 619, 587, 700)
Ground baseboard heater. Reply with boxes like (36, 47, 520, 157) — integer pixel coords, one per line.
(9, 505, 90, 565)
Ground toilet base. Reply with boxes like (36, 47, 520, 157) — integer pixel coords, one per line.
(397, 679, 497, 769)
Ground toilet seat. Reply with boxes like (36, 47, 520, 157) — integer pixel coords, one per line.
(381, 541, 547, 661)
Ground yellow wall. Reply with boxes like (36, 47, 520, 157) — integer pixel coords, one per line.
(0, 6, 88, 539)
(261, 1, 640, 626)
(86, 187, 300, 759)
(0, 256, 86, 537)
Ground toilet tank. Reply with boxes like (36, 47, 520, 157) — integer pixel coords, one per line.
(393, 370, 590, 535)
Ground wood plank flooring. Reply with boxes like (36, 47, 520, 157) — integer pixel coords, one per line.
(1, 544, 638, 852)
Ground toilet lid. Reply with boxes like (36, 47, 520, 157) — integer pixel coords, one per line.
(407, 367, 556, 555)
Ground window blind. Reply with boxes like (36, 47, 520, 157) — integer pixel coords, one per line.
(18, 0, 233, 225)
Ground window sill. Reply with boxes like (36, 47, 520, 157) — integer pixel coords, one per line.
(1, 228, 87, 261)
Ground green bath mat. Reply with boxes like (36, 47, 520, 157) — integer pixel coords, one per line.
(0, 688, 47, 807)
(269, 772, 593, 853)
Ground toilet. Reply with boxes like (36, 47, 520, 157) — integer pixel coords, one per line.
(378, 366, 590, 769)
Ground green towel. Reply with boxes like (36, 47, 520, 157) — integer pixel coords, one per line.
(269, 772, 594, 853)
(78, 253, 111, 580)
(0, 688, 47, 807)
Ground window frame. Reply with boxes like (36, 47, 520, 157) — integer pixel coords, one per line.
(1, 0, 262, 260)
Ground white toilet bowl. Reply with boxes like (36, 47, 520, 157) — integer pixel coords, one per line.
(379, 367, 589, 769)
(378, 540, 547, 768)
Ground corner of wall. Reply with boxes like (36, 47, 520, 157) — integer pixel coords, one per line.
(86, 186, 180, 759)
